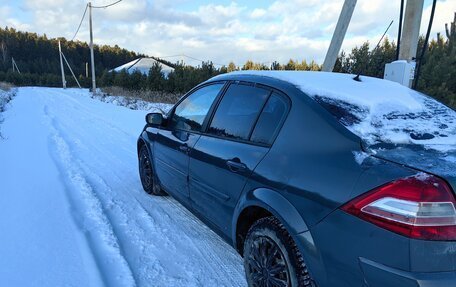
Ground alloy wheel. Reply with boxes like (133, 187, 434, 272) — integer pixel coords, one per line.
(247, 236, 290, 287)
(139, 148, 153, 190)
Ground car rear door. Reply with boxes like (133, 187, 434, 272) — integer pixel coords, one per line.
(189, 82, 290, 236)
(153, 83, 225, 202)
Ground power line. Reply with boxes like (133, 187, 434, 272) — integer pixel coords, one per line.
(159, 54, 184, 59)
(182, 54, 225, 66)
(157, 54, 226, 67)
(92, 0, 123, 9)
(71, 4, 88, 41)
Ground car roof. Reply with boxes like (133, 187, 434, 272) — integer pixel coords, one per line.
(211, 71, 422, 111)
(210, 71, 456, 150)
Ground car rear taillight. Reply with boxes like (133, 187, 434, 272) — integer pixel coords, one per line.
(341, 173, 456, 241)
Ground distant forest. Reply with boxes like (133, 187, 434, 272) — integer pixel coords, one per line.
(0, 12, 455, 109)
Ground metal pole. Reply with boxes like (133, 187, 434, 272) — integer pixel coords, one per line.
(61, 52, 82, 89)
(15, 61, 20, 74)
(58, 41, 66, 89)
(413, 0, 437, 89)
(396, 0, 405, 60)
(322, 0, 357, 72)
(398, 0, 424, 61)
(89, 2, 96, 93)
(12, 57, 21, 74)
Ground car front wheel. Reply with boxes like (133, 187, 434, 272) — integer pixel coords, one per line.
(139, 145, 165, 196)
(243, 216, 314, 287)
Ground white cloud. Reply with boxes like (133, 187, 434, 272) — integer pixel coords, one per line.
(195, 2, 244, 27)
(250, 8, 267, 19)
(24, 0, 66, 10)
(97, 0, 149, 22)
(420, 0, 456, 38)
(2, 0, 454, 67)
(0, 5, 32, 31)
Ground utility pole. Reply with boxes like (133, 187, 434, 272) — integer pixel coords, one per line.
(384, 0, 424, 88)
(58, 40, 67, 89)
(61, 52, 82, 89)
(398, 0, 424, 61)
(89, 2, 96, 93)
(322, 0, 357, 72)
(11, 57, 20, 74)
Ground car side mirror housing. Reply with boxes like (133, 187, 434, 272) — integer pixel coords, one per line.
(146, 113, 163, 126)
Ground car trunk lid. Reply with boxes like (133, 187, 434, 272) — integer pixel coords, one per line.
(368, 144, 456, 194)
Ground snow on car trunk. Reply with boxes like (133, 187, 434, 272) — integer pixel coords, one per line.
(372, 145, 456, 194)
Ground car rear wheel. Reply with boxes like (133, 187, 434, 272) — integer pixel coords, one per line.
(243, 217, 314, 287)
(139, 145, 165, 196)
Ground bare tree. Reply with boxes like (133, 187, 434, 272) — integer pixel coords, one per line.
(0, 41, 6, 63)
(445, 12, 455, 40)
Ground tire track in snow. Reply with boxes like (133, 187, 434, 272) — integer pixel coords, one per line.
(73, 160, 192, 286)
(42, 97, 218, 286)
(44, 88, 139, 142)
(49, 99, 245, 285)
(50, 113, 245, 286)
(135, 192, 244, 285)
(44, 105, 136, 287)
(41, 88, 246, 286)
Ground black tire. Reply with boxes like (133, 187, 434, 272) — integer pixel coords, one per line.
(138, 145, 165, 196)
(243, 217, 314, 287)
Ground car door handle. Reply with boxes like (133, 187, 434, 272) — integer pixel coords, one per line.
(179, 144, 190, 153)
(226, 160, 247, 172)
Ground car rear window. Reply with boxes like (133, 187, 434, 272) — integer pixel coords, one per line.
(250, 92, 289, 145)
(208, 83, 270, 141)
(314, 92, 456, 149)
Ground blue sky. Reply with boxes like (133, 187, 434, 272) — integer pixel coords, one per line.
(1, 0, 455, 66)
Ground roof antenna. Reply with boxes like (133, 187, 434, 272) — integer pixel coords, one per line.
(353, 20, 394, 82)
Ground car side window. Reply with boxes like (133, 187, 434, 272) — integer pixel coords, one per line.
(170, 83, 224, 132)
(250, 92, 289, 145)
(208, 83, 270, 141)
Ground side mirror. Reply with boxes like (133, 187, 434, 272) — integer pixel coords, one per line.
(145, 113, 163, 126)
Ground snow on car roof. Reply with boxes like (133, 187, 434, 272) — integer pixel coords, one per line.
(221, 71, 456, 151)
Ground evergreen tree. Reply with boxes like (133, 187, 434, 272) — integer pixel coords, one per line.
(284, 59, 296, 70)
(148, 62, 164, 91)
(227, 62, 237, 72)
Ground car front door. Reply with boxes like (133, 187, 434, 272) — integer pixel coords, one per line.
(153, 83, 225, 202)
(189, 82, 290, 237)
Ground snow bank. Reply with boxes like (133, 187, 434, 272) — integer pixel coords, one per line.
(221, 71, 456, 151)
(0, 87, 17, 138)
(0, 87, 16, 113)
(91, 90, 173, 113)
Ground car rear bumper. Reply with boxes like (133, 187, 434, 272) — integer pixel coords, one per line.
(360, 257, 456, 287)
(293, 209, 456, 287)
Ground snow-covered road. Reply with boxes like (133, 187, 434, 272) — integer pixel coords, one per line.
(0, 87, 246, 286)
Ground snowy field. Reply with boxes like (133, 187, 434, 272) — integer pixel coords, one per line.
(0, 87, 246, 287)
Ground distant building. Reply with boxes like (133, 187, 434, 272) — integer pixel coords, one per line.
(112, 57, 174, 77)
